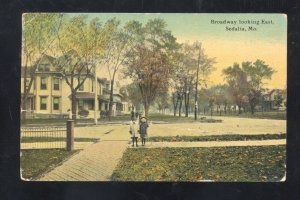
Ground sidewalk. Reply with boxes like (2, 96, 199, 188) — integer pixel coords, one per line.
(37, 126, 129, 181)
(38, 140, 128, 181)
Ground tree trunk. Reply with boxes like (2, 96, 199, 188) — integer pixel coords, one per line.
(179, 96, 182, 117)
(108, 79, 114, 121)
(185, 92, 190, 117)
(71, 92, 77, 121)
(250, 103, 255, 115)
(238, 105, 241, 114)
(144, 103, 150, 119)
(173, 94, 178, 116)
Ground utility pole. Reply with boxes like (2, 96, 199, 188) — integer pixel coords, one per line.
(194, 44, 201, 120)
(94, 65, 98, 125)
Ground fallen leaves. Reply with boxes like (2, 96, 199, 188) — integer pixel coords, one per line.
(111, 146, 286, 182)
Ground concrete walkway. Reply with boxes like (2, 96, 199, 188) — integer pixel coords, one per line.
(37, 125, 129, 181)
(37, 140, 128, 181)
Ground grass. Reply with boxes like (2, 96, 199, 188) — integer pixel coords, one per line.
(148, 133, 286, 142)
(21, 113, 221, 125)
(204, 111, 286, 120)
(21, 111, 285, 126)
(20, 149, 79, 180)
(21, 137, 99, 143)
(111, 145, 286, 182)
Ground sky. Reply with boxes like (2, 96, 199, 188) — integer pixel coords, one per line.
(64, 13, 287, 89)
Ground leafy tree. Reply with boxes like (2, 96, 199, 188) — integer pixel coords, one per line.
(102, 19, 142, 120)
(54, 15, 111, 120)
(155, 85, 171, 114)
(209, 84, 229, 116)
(208, 96, 216, 119)
(223, 63, 249, 114)
(126, 82, 143, 111)
(123, 18, 179, 118)
(274, 94, 284, 108)
(21, 13, 63, 119)
(242, 60, 275, 114)
(223, 60, 275, 114)
(198, 88, 209, 114)
(175, 43, 196, 117)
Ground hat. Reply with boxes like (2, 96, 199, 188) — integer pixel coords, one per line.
(141, 117, 147, 122)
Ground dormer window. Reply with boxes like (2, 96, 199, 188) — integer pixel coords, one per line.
(38, 64, 50, 72)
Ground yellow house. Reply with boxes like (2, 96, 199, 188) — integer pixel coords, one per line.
(21, 54, 130, 119)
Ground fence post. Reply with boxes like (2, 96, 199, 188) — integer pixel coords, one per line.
(66, 120, 74, 151)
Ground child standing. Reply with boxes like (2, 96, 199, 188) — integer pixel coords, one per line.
(129, 118, 139, 147)
(139, 116, 149, 146)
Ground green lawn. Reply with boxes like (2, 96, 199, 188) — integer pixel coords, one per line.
(204, 111, 286, 120)
(148, 133, 286, 142)
(20, 149, 79, 180)
(111, 146, 286, 182)
(21, 137, 99, 143)
(21, 113, 221, 125)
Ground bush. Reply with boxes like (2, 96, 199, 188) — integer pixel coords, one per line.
(78, 109, 89, 117)
(100, 110, 108, 117)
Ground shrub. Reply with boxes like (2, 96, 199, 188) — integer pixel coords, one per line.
(78, 109, 89, 117)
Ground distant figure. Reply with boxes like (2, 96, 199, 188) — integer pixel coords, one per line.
(129, 118, 139, 147)
(67, 109, 72, 119)
(131, 110, 135, 121)
(135, 112, 139, 119)
(139, 116, 149, 146)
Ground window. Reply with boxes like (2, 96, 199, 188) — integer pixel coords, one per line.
(40, 96, 47, 110)
(38, 64, 50, 72)
(79, 79, 84, 91)
(53, 97, 60, 110)
(88, 100, 94, 110)
(78, 99, 83, 110)
(53, 78, 60, 90)
(40, 77, 47, 90)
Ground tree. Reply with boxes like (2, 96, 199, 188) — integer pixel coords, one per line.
(54, 15, 110, 120)
(223, 63, 248, 114)
(21, 13, 63, 120)
(101, 19, 142, 120)
(175, 43, 196, 117)
(223, 60, 275, 114)
(208, 96, 216, 119)
(274, 93, 284, 109)
(242, 60, 275, 114)
(123, 18, 179, 118)
(209, 84, 228, 116)
(155, 85, 171, 114)
(191, 41, 216, 120)
(126, 82, 143, 111)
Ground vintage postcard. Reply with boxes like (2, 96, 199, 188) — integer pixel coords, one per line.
(20, 13, 286, 182)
